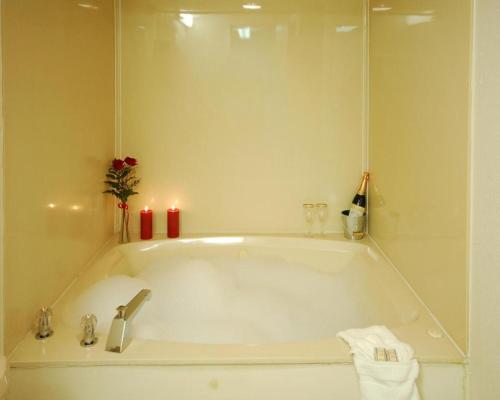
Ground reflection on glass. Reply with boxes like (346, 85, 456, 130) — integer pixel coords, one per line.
(336, 26, 358, 33)
(372, 5, 392, 12)
(78, 2, 99, 10)
(180, 13, 194, 28)
(237, 27, 252, 40)
(405, 15, 433, 26)
(242, 3, 262, 10)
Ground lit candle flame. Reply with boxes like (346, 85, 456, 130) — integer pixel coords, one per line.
(145, 206, 149, 212)
(171, 204, 176, 210)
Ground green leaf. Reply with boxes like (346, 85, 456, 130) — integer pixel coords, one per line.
(103, 190, 120, 197)
(104, 181, 120, 189)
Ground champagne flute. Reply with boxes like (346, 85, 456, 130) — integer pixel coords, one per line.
(316, 203, 328, 237)
(303, 203, 315, 237)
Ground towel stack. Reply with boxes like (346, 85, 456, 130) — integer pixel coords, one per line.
(337, 326, 420, 400)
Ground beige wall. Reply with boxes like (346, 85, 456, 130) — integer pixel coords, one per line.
(368, 0, 471, 351)
(0, 3, 4, 354)
(120, 0, 365, 235)
(2, 0, 115, 353)
(469, 0, 500, 397)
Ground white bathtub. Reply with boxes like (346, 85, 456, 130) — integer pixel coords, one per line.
(7, 235, 464, 400)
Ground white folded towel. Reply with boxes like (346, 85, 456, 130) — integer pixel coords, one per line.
(337, 326, 420, 400)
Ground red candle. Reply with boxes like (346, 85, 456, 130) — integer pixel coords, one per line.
(167, 205, 180, 238)
(140, 206, 153, 240)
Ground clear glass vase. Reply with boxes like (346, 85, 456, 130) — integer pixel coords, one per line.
(119, 204, 130, 244)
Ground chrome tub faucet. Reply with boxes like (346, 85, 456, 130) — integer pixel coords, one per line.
(105, 289, 152, 353)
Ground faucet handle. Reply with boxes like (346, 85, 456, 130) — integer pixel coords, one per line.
(116, 305, 128, 319)
(80, 314, 98, 347)
(35, 307, 54, 340)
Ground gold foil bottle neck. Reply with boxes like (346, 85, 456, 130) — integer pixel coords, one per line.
(357, 172, 370, 195)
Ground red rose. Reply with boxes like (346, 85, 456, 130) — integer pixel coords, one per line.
(112, 159, 125, 170)
(124, 157, 138, 166)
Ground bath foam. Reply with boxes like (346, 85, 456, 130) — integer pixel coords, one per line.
(63, 275, 151, 334)
(64, 254, 399, 344)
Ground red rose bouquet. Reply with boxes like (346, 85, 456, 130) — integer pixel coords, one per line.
(104, 157, 140, 243)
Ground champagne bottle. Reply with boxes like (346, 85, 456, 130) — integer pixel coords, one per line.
(349, 172, 369, 217)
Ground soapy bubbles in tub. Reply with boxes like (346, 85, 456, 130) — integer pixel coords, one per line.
(65, 254, 373, 343)
(64, 275, 151, 334)
(139, 258, 233, 320)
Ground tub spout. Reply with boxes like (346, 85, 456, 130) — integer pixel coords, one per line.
(105, 289, 152, 353)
